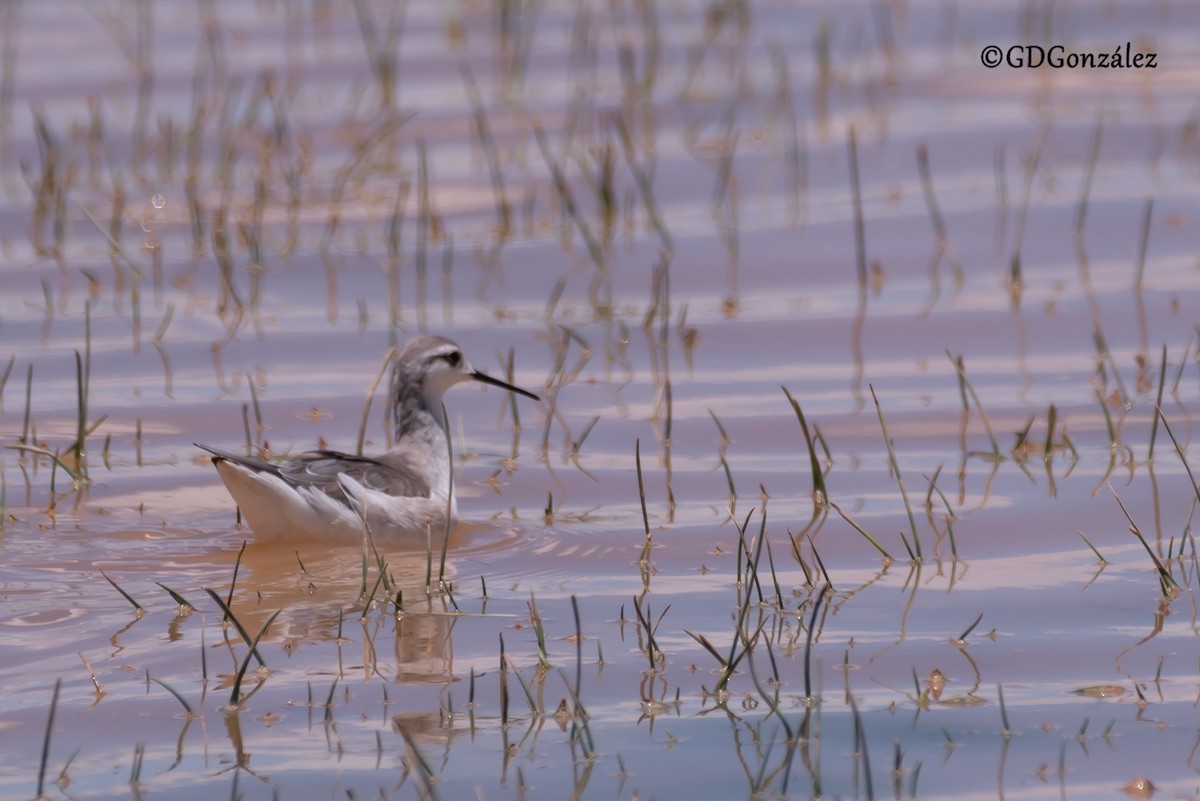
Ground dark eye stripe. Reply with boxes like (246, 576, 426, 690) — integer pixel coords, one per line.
(441, 351, 462, 367)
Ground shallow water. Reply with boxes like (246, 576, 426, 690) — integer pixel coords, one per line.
(2, 2, 1200, 799)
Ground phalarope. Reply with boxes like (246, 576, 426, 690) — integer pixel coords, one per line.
(197, 335, 539, 546)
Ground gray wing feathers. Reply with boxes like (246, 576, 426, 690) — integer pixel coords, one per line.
(279, 451, 432, 499)
(196, 443, 431, 503)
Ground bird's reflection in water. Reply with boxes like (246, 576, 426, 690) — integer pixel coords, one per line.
(215, 523, 493, 687)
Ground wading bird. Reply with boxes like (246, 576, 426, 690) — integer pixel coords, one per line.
(198, 335, 539, 546)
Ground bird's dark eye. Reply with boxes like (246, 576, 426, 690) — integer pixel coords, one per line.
(442, 350, 462, 367)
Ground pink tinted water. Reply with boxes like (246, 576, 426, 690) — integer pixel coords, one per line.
(1, 2, 1199, 800)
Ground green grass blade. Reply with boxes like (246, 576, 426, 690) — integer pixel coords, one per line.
(100, 569, 144, 614)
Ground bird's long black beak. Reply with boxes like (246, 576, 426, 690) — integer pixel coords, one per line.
(472, 370, 540, 402)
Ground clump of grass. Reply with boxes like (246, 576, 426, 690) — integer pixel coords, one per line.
(155, 583, 193, 612)
(0, 355, 14, 412)
(100, 569, 144, 617)
(506, 652, 539, 717)
(1147, 345, 1167, 461)
(954, 613, 984, 646)
(692, 517, 791, 697)
(1006, 131, 1045, 293)
(498, 633, 510, 726)
(460, 65, 511, 239)
(923, 466, 959, 558)
(350, 0, 405, 111)
(809, 541, 834, 588)
(1092, 327, 1129, 406)
(612, 111, 673, 255)
(228, 609, 281, 706)
(632, 595, 668, 673)
(5, 443, 83, 485)
(570, 415, 600, 466)
(226, 541, 246, 614)
(202, 588, 266, 668)
(716, 446, 736, 499)
(946, 351, 1000, 459)
(533, 125, 604, 275)
(1042, 403, 1058, 459)
(763, 529, 784, 609)
(1094, 386, 1119, 453)
(1108, 483, 1177, 598)
(1079, 531, 1106, 564)
(148, 674, 194, 717)
(527, 592, 551, 669)
(636, 439, 651, 562)
(830, 499, 892, 564)
(916, 142, 963, 309)
(27, 111, 68, 259)
(781, 386, 827, 502)
(1154, 407, 1200, 511)
(870, 385, 920, 559)
(362, 561, 393, 620)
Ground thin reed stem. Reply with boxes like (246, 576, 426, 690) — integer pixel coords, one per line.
(869, 385, 920, 558)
